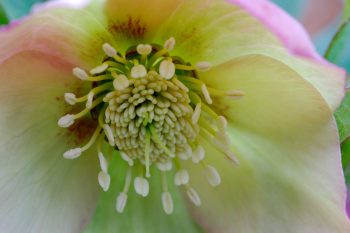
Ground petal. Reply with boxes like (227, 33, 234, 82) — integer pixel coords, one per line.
(0, 52, 99, 233)
(183, 55, 350, 232)
(83, 156, 202, 233)
(0, 6, 116, 69)
(104, 0, 184, 40)
(152, 0, 345, 111)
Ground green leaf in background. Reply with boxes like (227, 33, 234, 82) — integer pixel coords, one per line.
(0, 3, 9, 25)
(335, 91, 350, 143)
(325, 20, 350, 72)
(0, 0, 46, 20)
(344, 0, 350, 22)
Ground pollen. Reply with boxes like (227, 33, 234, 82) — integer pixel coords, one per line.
(58, 38, 243, 214)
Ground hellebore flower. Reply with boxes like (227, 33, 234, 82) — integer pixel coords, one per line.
(0, 0, 349, 232)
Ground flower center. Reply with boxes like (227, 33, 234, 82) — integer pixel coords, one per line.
(58, 38, 243, 214)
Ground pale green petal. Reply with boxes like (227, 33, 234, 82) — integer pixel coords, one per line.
(84, 155, 203, 233)
(0, 52, 99, 233)
(104, 0, 184, 41)
(153, 0, 344, 111)
(182, 55, 350, 232)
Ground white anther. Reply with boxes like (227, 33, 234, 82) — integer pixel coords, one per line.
(102, 43, 117, 57)
(86, 91, 94, 109)
(205, 165, 221, 186)
(187, 187, 201, 206)
(174, 169, 189, 186)
(162, 192, 174, 215)
(159, 60, 175, 80)
(90, 63, 109, 75)
(196, 61, 212, 71)
(227, 90, 245, 99)
(201, 84, 213, 104)
(178, 146, 192, 160)
(113, 74, 129, 91)
(63, 148, 82, 159)
(58, 114, 75, 128)
(120, 152, 134, 166)
(98, 152, 108, 173)
(192, 145, 205, 163)
(73, 67, 89, 80)
(156, 160, 173, 171)
(64, 93, 77, 105)
(116, 192, 128, 213)
(216, 131, 231, 147)
(164, 37, 176, 51)
(103, 124, 115, 146)
(136, 44, 152, 55)
(217, 116, 227, 130)
(134, 177, 149, 197)
(191, 103, 201, 124)
(131, 64, 147, 78)
(225, 150, 240, 165)
(98, 171, 111, 191)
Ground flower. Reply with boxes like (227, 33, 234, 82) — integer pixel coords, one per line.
(0, 0, 349, 232)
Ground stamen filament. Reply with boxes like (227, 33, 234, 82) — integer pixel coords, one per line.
(145, 129, 151, 178)
(73, 96, 104, 120)
(175, 64, 195, 71)
(81, 126, 102, 151)
(87, 74, 113, 82)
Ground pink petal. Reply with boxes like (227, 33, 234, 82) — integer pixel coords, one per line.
(227, 0, 325, 63)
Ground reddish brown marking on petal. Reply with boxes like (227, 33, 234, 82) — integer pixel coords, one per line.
(109, 16, 147, 39)
(66, 117, 97, 146)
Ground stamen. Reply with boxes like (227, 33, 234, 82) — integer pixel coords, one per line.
(58, 114, 75, 128)
(186, 186, 201, 206)
(86, 92, 94, 109)
(161, 171, 173, 214)
(178, 146, 192, 160)
(205, 165, 221, 187)
(134, 177, 149, 197)
(196, 61, 211, 72)
(217, 116, 227, 130)
(90, 63, 109, 75)
(103, 124, 115, 146)
(103, 43, 117, 57)
(63, 148, 82, 159)
(201, 84, 213, 104)
(164, 37, 175, 51)
(98, 152, 108, 173)
(73, 67, 89, 80)
(162, 192, 174, 215)
(98, 171, 111, 191)
(112, 73, 129, 91)
(136, 44, 152, 56)
(156, 160, 173, 171)
(120, 152, 134, 166)
(131, 64, 147, 78)
(174, 169, 189, 186)
(159, 60, 175, 80)
(225, 150, 240, 165)
(64, 93, 77, 105)
(116, 192, 128, 213)
(192, 145, 205, 163)
(116, 166, 132, 213)
(191, 103, 201, 124)
(144, 130, 151, 178)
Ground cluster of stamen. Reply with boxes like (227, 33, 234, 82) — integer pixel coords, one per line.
(58, 38, 244, 214)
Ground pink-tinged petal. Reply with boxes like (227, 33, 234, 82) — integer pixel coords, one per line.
(302, 0, 343, 36)
(0, 51, 99, 233)
(32, 0, 93, 13)
(228, 0, 324, 62)
(184, 55, 350, 233)
(347, 190, 350, 217)
(0, 7, 116, 70)
(153, 0, 345, 111)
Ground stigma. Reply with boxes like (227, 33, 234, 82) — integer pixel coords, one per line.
(58, 38, 243, 214)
